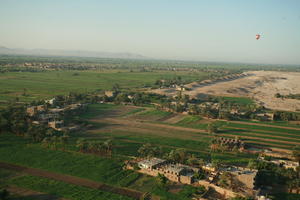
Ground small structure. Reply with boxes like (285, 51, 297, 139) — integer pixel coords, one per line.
(138, 158, 166, 170)
(137, 158, 196, 184)
(45, 98, 56, 105)
(222, 166, 257, 192)
(48, 120, 64, 131)
(176, 85, 186, 91)
(215, 137, 245, 151)
(262, 158, 299, 171)
(256, 196, 272, 200)
(26, 105, 45, 117)
(104, 91, 114, 97)
(202, 163, 217, 173)
(162, 164, 195, 184)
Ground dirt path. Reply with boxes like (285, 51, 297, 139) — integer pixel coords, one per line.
(94, 117, 207, 134)
(162, 114, 187, 124)
(6, 185, 68, 200)
(0, 162, 143, 200)
(228, 120, 300, 131)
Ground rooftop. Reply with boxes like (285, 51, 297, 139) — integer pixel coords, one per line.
(138, 158, 166, 167)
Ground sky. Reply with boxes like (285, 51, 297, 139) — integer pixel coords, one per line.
(0, 0, 300, 64)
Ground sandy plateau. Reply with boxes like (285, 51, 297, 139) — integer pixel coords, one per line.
(151, 71, 300, 112)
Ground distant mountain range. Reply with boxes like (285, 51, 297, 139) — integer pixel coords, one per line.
(0, 46, 146, 59)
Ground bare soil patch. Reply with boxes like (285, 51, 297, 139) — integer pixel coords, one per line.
(151, 71, 300, 112)
(163, 114, 187, 124)
(6, 185, 68, 200)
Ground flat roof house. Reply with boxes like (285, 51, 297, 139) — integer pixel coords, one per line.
(138, 158, 166, 170)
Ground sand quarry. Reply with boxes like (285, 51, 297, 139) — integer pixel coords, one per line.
(152, 71, 300, 112)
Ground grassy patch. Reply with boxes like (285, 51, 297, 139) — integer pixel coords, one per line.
(121, 108, 146, 117)
(273, 193, 300, 200)
(220, 96, 254, 105)
(227, 122, 300, 135)
(176, 115, 203, 125)
(79, 104, 119, 119)
(139, 109, 172, 118)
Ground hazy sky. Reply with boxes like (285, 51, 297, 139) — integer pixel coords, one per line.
(0, 0, 300, 64)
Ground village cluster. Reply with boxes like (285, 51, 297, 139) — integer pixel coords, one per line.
(126, 155, 299, 200)
(26, 98, 86, 131)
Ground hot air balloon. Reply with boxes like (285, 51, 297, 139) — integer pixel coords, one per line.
(256, 34, 261, 40)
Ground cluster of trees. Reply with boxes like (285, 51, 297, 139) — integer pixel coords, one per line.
(111, 92, 168, 106)
(210, 136, 244, 153)
(76, 139, 113, 156)
(275, 93, 300, 100)
(154, 76, 184, 88)
(247, 159, 300, 192)
(273, 110, 300, 121)
(41, 132, 69, 150)
(0, 105, 56, 142)
(157, 93, 264, 121)
(0, 188, 9, 200)
(137, 143, 208, 168)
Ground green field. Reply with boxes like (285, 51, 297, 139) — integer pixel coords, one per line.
(0, 133, 205, 200)
(7, 175, 133, 200)
(1, 56, 300, 199)
(219, 96, 254, 105)
(0, 70, 208, 103)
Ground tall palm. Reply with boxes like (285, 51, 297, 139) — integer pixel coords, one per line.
(76, 138, 86, 152)
(60, 135, 69, 151)
(103, 140, 113, 156)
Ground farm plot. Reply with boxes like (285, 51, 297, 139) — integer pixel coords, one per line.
(217, 121, 300, 150)
(82, 104, 257, 165)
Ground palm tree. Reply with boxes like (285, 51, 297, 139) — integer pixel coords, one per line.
(41, 137, 51, 148)
(88, 141, 97, 153)
(0, 189, 10, 200)
(103, 140, 113, 156)
(293, 146, 300, 164)
(76, 138, 87, 152)
(207, 123, 218, 134)
(51, 135, 59, 150)
(156, 173, 168, 187)
(59, 135, 69, 151)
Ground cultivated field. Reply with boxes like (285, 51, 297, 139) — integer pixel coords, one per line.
(0, 69, 208, 104)
(152, 71, 300, 112)
(82, 104, 300, 154)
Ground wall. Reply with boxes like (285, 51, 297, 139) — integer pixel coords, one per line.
(198, 180, 238, 199)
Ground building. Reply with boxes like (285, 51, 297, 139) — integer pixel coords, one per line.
(137, 158, 196, 184)
(222, 166, 257, 192)
(202, 163, 217, 173)
(26, 105, 45, 117)
(45, 98, 56, 105)
(267, 159, 299, 171)
(48, 120, 64, 131)
(104, 91, 114, 97)
(138, 158, 166, 170)
(37, 113, 59, 123)
(162, 164, 195, 184)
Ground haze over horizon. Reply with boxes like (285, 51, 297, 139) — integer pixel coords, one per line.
(0, 0, 300, 65)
